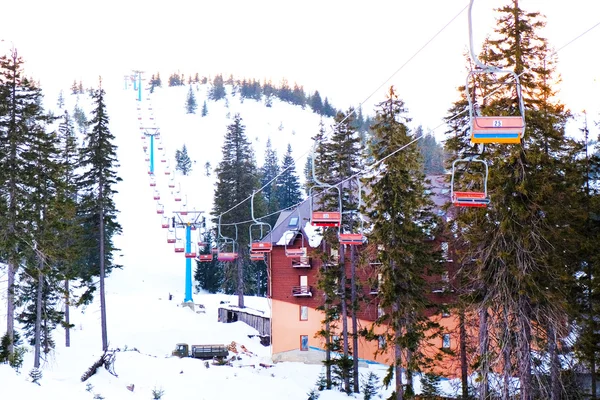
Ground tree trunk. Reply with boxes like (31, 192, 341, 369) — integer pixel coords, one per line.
(34, 268, 43, 369)
(592, 355, 597, 400)
(237, 248, 245, 308)
(340, 244, 350, 393)
(459, 308, 469, 399)
(548, 324, 560, 400)
(65, 279, 70, 347)
(518, 296, 531, 400)
(6, 260, 16, 355)
(99, 182, 108, 351)
(502, 307, 511, 400)
(478, 307, 489, 400)
(395, 332, 404, 400)
(351, 245, 359, 393)
(323, 240, 331, 389)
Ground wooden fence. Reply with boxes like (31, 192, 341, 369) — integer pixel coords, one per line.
(218, 307, 271, 338)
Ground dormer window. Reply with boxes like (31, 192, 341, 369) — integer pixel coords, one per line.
(289, 217, 299, 227)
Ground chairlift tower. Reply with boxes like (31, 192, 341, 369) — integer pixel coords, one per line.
(142, 127, 160, 175)
(173, 210, 205, 303)
(132, 70, 145, 102)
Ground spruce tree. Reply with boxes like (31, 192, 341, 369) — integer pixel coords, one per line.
(445, 3, 579, 398)
(185, 85, 197, 114)
(201, 100, 208, 117)
(362, 87, 441, 400)
(208, 74, 226, 101)
(194, 231, 222, 293)
(76, 80, 122, 351)
(54, 110, 83, 347)
(276, 144, 303, 210)
(212, 114, 264, 307)
(0, 49, 48, 358)
(260, 138, 280, 228)
(176, 144, 192, 175)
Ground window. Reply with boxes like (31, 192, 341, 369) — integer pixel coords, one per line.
(378, 336, 386, 349)
(441, 242, 449, 261)
(377, 305, 385, 318)
(300, 306, 308, 321)
(300, 335, 309, 351)
(441, 271, 449, 283)
(441, 304, 450, 318)
(288, 217, 299, 227)
(442, 334, 451, 349)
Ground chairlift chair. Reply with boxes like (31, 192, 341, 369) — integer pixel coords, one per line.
(250, 251, 265, 262)
(249, 191, 273, 253)
(216, 216, 239, 262)
(153, 189, 160, 200)
(198, 254, 213, 262)
(185, 243, 197, 259)
(161, 215, 170, 229)
(156, 202, 164, 214)
(167, 228, 176, 244)
(338, 178, 366, 246)
(309, 142, 342, 227)
(174, 237, 185, 253)
(149, 175, 156, 187)
(466, 0, 525, 145)
(450, 157, 490, 208)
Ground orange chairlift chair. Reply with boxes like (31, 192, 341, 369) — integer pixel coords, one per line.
(216, 216, 238, 262)
(284, 230, 311, 268)
(338, 178, 365, 246)
(450, 157, 490, 208)
(197, 218, 214, 262)
(309, 141, 342, 227)
(466, 0, 525, 145)
(249, 191, 273, 258)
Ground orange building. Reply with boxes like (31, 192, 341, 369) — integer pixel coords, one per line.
(265, 175, 465, 376)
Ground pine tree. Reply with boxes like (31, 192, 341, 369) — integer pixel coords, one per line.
(417, 128, 445, 174)
(362, 87, 441, 400)
(57, 90, 65, 109)
(0, 49, 48, 359)
(204, 161, 211, 177)
(208, 74, 226, 101)
(276, 144, 303, 210)
(76, 80, 122, 351)
(70, 80, 78, 95)
(54, 110, 83, 348)
(445, 3, 579, 398)
(17, 100, 65, 368)
(194, 231, 222, 293)
(212, 114, 263, 307)
(185, 85, 197, 114)
(309, 90, 323, 114)
(260, 138, 280, 228)
(176, 144, 192, 175)
(201, 100, 208, 117)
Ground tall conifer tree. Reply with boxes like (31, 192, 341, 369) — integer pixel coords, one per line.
(77, 80, 122, 351)
(363, 87, 441, 400)
(213, 114, 263, 306)
(445, 3, 577, 398)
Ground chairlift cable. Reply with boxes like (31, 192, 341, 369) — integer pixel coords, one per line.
(214, 5, 599, 226)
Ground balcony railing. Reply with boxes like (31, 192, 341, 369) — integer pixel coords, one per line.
(292, 286, 312, 297)
(292, 256, 311, 268)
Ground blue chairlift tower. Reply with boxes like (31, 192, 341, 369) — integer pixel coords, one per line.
(142, 127, 160, 175)
(172, 210, 205, 303)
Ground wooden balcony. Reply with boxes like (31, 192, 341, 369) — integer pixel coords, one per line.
(292, 286, 312, 297)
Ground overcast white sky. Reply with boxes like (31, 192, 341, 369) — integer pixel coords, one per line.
(2, 0, 599, 134)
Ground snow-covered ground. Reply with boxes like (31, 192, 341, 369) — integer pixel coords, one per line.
(0, 75, 462, 399)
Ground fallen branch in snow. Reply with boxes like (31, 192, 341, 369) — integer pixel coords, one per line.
(80, 349, 119, 382)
